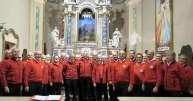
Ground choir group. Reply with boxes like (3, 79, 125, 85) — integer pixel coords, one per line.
(0, 49, 193, 101)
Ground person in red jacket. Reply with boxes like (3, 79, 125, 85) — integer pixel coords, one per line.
(163, 50, 184, 96)
(24, 51, 44, 96)
(0, 50, 12, 96)
(21, 51, 34, 96)
(143, 53, 161, 96)
(51, 55, 64, 95)
(64, 55, 79, 101)
(107, 54, 118, 101)
(92, 57, 108, 101)
(42, 54, 52, 95)
(78, 53, 94, 101)
(113, 51, 134, 96)
(154, 53, 165, 96)
(178, 54, 193, 96)
(0, 49, 23, 96)
(132, 53, 145, 96)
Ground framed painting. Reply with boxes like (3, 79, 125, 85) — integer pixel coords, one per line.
(155, 0, 173, 52)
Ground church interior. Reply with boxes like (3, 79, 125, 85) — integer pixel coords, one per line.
(0, 0, 193, 100)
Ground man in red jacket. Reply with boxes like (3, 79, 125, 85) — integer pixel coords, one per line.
(78, 53, 94, 101)
(24, 51, 44, 96)
(42, 54, 52, 95)
(132, 53, 144, 96)
(0, 50, 12, 96)
(92, 57, 108, 101)
(178, 54, 193, 96)
(113, 51, 134, 96)
(0, 49, 23, 96)
(143, 53, 161, 96)
(107, 54, 118, 101)
(163, 50, 184, 96)
(51, 55, 64, 95)
(64, 55, 79, 101)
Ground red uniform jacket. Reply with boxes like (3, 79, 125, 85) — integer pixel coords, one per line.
(0, 59, 12, 86)
(78, 58, 93, 78)
(107, 60, 117, 83)
(24, 59, 44, 86)
(143, 60, 161, 87)
(133, 62, 145, 85)
(42, 62, 52, 85)
(163, 61, 183, 91)
(113, 60, 134, 85)
(1, 59, 24, 86)
(92, 62, 108, 84)
(51, 62, 64, 83)
(179, 63, 193, 91)
(64, 62, 79, 80)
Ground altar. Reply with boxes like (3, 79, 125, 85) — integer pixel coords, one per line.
(50, 0, 111, 57)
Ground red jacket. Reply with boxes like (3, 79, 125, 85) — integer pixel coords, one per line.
(163, 61, 183, 91)
(42, 62, 52, 84)
(24, 59, 44, 86)
(51, 62, 64, 83)
(178, 63, 193, 91)
(113, 60, 134, 85)
(0, 59, 24, 86)
(78, 58, 93, 77)
(133, 62, 145, 85)
(92, 62, 108, 84)
(143, 60, 161, 87)
(64, 62, 79, 80)
(0, 59, 11, 86)
(107, 60, 116, 83)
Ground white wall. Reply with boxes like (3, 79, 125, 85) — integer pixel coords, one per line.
(0, 0, 30, 57)
(141, 0, 193, 54)
(173, 0, 193, 54)
(141, 0, 155, 52)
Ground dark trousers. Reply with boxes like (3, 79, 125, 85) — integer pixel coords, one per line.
(52, 83, 62, 95)
(29, 81, 43, 96)
(131, 84, 143, 96)
(182, 91, 193, 97)
(6, 84, 21, 96)
(42, 84, 52, 95)
(65, 79, 78, 101)
(144, 83, 158, 96)
(0, 85, 3, 96)
(79, 77, 93, 101)
(96, 83, 108, 101)
(158, 85, 164, 96)
(22, 84, 29, 96)
(115, 82, 129, 96)
(108, 84, 118, 101)
(164, 90, 182, 97)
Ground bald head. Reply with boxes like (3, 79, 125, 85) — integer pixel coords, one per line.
(165, 50, 176, 62)
(12, 48, 20, 59)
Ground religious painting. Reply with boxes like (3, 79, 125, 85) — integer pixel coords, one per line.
(156, 0, 173, 52)
(78, 8, 95, 42)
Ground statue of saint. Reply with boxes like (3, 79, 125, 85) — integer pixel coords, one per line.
(112, 28, 122, 48)
(50, 26, 60, 47)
